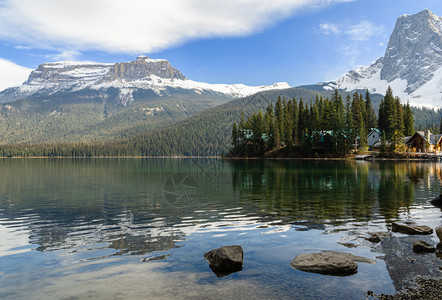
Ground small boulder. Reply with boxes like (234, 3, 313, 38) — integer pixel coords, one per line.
(392, 223, 433, 235)
(290, 252, 357, 276)
(436, 243, 442, 258)
(430, 195, 442, 207)
(366, 232, 393, 243)
(204, 245, 243, 276)
(412, 240, 435, 253)
(435, 226, 442, 242)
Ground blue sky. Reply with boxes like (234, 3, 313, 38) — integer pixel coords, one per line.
(0, 0, 441, 90)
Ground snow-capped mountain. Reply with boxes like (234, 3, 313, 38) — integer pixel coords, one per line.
(321, 9, 442, 108)
(0, 55, 290, 105)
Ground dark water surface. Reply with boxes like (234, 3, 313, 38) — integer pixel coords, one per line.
(0, 158, 441, 299)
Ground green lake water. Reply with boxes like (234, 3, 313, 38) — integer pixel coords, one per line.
(0, 158, 441, 299)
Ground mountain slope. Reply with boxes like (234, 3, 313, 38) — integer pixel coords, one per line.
(316, 9, 442, 108)
(116, 88, 335, 156)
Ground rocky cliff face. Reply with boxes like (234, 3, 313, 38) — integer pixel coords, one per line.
(102, 55, 186, 82)
(0, 55, 289, 104)
(321, 9, 442, 108)
(381, 9, 442, 94)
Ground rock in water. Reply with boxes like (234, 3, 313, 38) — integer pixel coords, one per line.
(412, 240, 435, 253)
(204, 245, 243, 275)
(391, 223, 433, 235)
(367, 232, 393, 243)
(435, 226, 442, 242)
(430, 195, 442, 207)
(290, 252, 357, 276)
(436, 243, 442, 258)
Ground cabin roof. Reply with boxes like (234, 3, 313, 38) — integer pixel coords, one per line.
(368, 128, 380, 135)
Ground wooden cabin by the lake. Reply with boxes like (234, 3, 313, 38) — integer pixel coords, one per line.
(406, 131, 442, 152)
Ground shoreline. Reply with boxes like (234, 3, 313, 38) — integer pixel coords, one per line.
(0, 155, 439, 162)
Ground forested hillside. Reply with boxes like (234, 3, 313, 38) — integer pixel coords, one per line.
(0, 88, 230, 143)
(0, 86, 440, 157)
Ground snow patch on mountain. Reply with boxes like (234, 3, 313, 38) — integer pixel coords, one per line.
(0, 57, 290, 104)
(92, 74, 290, 98)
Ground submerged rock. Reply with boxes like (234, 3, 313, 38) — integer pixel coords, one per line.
(204, 245, 243, 276)
(391, 223, 433, 235)
(290, 252, 357, 276)
(337, 242, 359, 248)
(436, 243, 442, 258)
(435, 226, 442, 242)
(430, 195, 442, 207)
(142, 254, 170, 262)
(367, 232, 393, 243)
(378, 235, 441, 291)
(412, 240, 435, 253)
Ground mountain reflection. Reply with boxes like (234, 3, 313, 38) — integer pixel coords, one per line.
(0, 159, 439, 258)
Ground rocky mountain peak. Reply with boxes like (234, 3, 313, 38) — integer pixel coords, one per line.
(381, 9, 442, 93)
(103, 56, 187, 82)
(320, 9, 442, 108)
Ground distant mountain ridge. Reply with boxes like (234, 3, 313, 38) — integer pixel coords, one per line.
(0, 55, 290, 144)
(316, 9, 442, 108)
(0, 55, 290, 105)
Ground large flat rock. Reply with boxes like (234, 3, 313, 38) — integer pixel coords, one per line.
(290, 252, 358, 276)
(392, 223, 433, 235)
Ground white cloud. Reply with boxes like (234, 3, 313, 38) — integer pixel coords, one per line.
(318, 20, 385, 41)
(0, 58, 32, 91)
(319, 23, 341, 35)
(0, 0, 353, 54)
(346, 20, 385, 41)
(46, 50, 81, 61)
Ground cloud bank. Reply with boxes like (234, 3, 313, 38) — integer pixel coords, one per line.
(0, 0, 353, 54)
(0, 59, 31, 91)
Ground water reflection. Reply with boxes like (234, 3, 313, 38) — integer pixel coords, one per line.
(0, 159, 440, 256)
(0, 158, 441, 299)
(230, 160, 438, 223)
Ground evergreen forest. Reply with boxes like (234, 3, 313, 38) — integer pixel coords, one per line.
(228, 87, 415, 157)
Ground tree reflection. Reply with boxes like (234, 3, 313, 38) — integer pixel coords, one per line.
(230, 160, 438, 223)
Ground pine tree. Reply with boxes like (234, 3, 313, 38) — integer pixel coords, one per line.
(231, 122, 239, 147)
(311, 103, 320, 132)
(351, 91, 367, 149)
(284, 100, 294, 148)
(275, 97, 283, 148)
(264, 104, 275, 150)
(297, 98, 306, 145)
(345, 95, 353, 130)
(403, 101, 414, 136)
(395, 97, 405, 135)
(383, 86, 397, 140)
(252, 110, 265, 154)
(378, 99, 385, 134)
(365, 90, 377, 130)
(440, 117, 442, 134)
(292, 97, 298, 145)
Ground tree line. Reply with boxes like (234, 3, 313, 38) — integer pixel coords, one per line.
(229, 87, 414, 157)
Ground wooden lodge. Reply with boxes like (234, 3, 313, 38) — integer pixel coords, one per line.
(406, 131, 442, 152)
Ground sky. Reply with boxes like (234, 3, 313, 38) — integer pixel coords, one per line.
(0, 0, 441, 91)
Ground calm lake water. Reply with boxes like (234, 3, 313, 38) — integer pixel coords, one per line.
(0, 158, 441, 299)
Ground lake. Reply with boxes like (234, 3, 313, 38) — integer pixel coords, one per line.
(0, 158, 441, 299)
